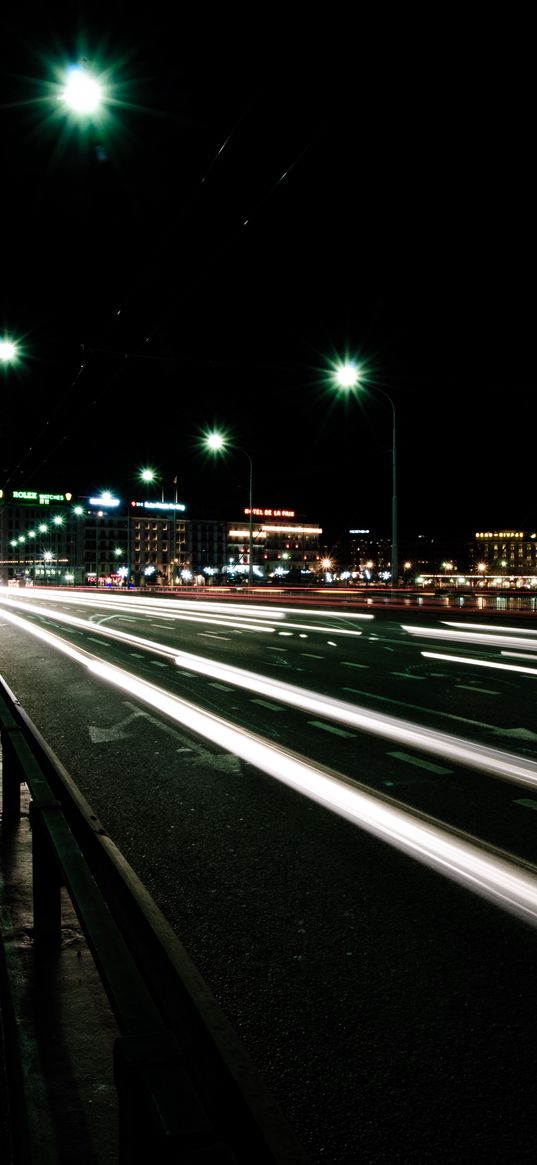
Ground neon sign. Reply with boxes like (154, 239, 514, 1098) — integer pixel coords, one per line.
(12, 491, 68, 504)
(89, 494, 120, 508)
(476, 531, 523, 539)
(130, 500, 186, 512)
(244, 508, 295, 518)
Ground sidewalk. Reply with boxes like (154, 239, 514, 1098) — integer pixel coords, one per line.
(0, 784, 119, 1163)
(0, 1010, 14, 1164)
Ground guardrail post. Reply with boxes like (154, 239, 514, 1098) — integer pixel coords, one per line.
(113, 1031, 228, 1163)
(29, 802, 63, 946)
(0, 724, 23, 825)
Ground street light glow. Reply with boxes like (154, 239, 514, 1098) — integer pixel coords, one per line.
(61, 67, 102, 114)
(139, 467, 157, 484)
(205, 432, 226, 452)
(334, 361, 362, 390)
(0, 339, 18, 363)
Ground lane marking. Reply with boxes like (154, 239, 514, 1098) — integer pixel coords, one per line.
(198, 632, 231, 640)
(391, 673, 427, 680)
(388, 750, 452, 775)
(455, 684, 499, 695)
(208, 682, 235, 691)
(308, 720, 356, 739)
(342, 661, 369, 669)
(300, 653, 324, 659)
(514, 799, 537, 812)
(251, 699, 285, 712)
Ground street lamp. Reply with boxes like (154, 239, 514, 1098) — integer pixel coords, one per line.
(0, 338, 19, 365)
(333, 361, 398, 588)
(43, 550, 53, 585)
(204, 432, 254, 587)
(60, 66, 103, 116)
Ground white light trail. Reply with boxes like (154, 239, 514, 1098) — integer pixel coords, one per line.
(0, 588, 369, 637)
(2, 605, 537, 927)
(443, 621, 537, 636)
(403, 623, 537, 652)
(421, 650, 537, 678)
(2, 601, 537, 791)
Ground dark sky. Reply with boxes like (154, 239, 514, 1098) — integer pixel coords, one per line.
(2, 9, 535, 547)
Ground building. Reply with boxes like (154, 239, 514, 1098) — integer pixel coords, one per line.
(226, 508, 322, 581)
(128, 498, 188, 585)
(469, 529, 537, 584)
(0, 488, 81, 584)
(0, 489, 322, 586)
(330, 528, 392, 581)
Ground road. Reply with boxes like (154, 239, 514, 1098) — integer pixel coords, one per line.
(1, 586, 537, 1163)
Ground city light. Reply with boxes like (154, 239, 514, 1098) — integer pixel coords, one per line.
(61, 66, 103, 115)
(0, 338, 19, 364)
(332, 357, 398, 587)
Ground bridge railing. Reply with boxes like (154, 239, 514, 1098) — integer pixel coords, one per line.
(0, 673, 308, 1163)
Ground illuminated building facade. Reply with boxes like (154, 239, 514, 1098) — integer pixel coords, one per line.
(128, 499, 188, 585)
(0, 490, 188, 586)
(335, 529, 391, 580)
(0, 489, 81, 584)
(470, 530, 537, 580)
(226, 509, 322, 579)
(0, 490, 321, 585)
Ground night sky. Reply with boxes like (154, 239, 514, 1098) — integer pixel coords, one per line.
(2, 10, 535, 549)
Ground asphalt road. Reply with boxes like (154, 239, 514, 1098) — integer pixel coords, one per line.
(1, 587, 537, 1163)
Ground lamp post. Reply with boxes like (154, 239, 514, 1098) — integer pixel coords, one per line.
(138, 467, 181, 586)
(333, 362, 398, 588)
(204, 432, 254, 587)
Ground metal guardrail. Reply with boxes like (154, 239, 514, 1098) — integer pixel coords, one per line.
(0, 673, 309, 1163)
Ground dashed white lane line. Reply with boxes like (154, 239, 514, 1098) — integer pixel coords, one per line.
(198, 632, 232, 640)
(301, 653, 324, 659)
(514, 799, 537, 812)
(341, 661, 369, 669)
(151, 660, 167, 668)
(251, 699, 285, 712)
(266, 646, 287, 652)
(391, 672, 426, 680)
(308, 720, 356, 739)
(388, 751, 452, 775)
(208, 682, 235, 691)
(456, 684, 499, 695)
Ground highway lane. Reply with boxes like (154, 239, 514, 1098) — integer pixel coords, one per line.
(2, 588, 537, 1162)
(2, 588, 537, 867)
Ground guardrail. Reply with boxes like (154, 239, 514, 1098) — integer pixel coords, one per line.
(0, 673, 309, 1163)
